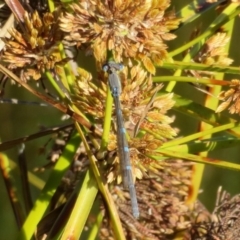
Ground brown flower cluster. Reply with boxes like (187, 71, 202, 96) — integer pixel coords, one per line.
(1, 10, 64, 80)
(216, 79, 240, 114)
(191, 32, 233, 78)
(196, 33, 233, 66)
(60, 0, 180, 74)
(99, 159, 193, 240)
(98, 184, 240, 239)
(74, 65, 177, 185)
(191, 33, 240, 116)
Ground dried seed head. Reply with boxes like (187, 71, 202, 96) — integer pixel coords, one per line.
(1, 10, 64, 80)
(189, 32, 233, 78)
(60, 0, 180, 74)
(98, 159, 193, 239)
(74, 65, 177, 185)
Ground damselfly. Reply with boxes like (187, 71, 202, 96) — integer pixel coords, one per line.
(102, 61, 139, 218)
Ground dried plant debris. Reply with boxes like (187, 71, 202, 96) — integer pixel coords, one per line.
(60, 0, 180, 73)
(186, 187, 240, 240)
(34, 126, 74, 172)
(34, 125, 93, 175)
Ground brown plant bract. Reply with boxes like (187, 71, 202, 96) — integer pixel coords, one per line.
(1, 10, 64, 80)
(60, 0, 180, 74)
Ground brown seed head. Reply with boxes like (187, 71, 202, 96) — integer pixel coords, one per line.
(216, 79, 240, 114)
(74, 65, 176, 184)
(99, 159, 193, 239)
(1, 10, 64, 80)
(60, 0, 180, 74)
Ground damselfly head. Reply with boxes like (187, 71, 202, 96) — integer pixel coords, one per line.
(102, 62, 124, 72)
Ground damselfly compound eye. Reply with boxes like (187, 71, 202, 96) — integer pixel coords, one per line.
(102, 64, 110, 72)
